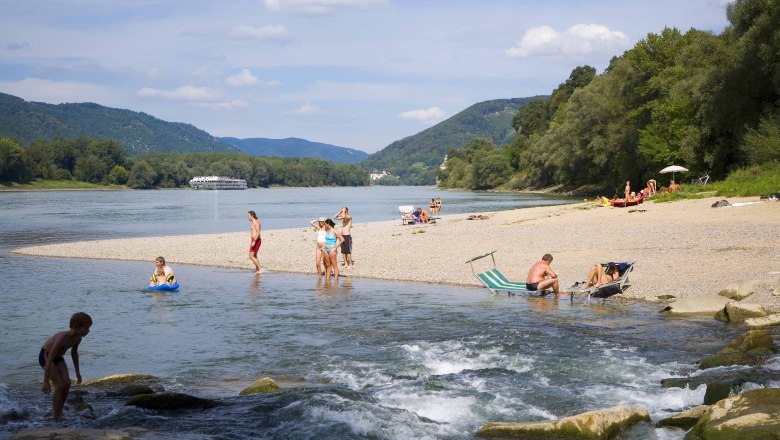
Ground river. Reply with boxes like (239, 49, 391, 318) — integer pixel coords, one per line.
(0, 186, 767, 439)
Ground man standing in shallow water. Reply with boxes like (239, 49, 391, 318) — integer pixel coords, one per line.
(247, 210, 262, 273)
(526, 254, 559, 296)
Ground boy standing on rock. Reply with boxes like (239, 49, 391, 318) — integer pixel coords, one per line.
(40, 312, 93, 420)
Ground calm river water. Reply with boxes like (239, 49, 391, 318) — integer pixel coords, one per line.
(0, 186, 772, 439)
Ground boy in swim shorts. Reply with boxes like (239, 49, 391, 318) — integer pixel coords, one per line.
(40, 312, 92, 420)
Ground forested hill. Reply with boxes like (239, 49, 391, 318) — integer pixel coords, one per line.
(0, 93, 239, 155)
(221, 137, 368, 164)
(361, 97, 543, 184)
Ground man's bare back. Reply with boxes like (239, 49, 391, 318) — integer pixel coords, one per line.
(525, 254, 560, 295)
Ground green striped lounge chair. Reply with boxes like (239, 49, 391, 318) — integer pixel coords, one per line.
(467, 250, 544, 296)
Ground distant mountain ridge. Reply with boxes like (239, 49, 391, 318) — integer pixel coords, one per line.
(362, 97, 544, 183)
(221, 137, 368, 164)
(0, 92, 238, 155)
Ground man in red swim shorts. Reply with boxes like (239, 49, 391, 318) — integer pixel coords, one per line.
(247, 210, 262, 273)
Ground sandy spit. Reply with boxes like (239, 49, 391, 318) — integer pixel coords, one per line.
(12, 196, 780, 311)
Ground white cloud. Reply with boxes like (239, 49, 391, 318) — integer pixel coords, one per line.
(136, 85, 223, 102)
(229, 24, 291, 41)
(289, 102, 320, 115)
(196, 99, 249, 111)
(506, 24, 630, 57)
(399, 106, 445, 123)
(226, 68, 260, 87)
(0, 77, 112, 104)
(263, 0, 386, 15)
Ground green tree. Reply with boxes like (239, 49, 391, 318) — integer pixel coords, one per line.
(107, 165, 130, 185)
(472, 151, 512, 189)
(74, 154, 106, 182)
(0, 137, 29, 182)
(128, 160, 157, 189)
(741, 114, 780, 164)
(549, 65, 597, 114)
(511, 98, 551, 136)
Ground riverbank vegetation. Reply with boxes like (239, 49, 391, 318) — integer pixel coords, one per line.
(439, 0, 780, 196)
(0, 136, 369, 189)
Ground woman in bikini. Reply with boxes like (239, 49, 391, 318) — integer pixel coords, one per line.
(309, 217, 328, 276)
(322, 219, 344, 280)
(582, 263, 621, 289)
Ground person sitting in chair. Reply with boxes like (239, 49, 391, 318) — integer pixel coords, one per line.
(525, 254, 559, 296)
(582, 263, 622, 289)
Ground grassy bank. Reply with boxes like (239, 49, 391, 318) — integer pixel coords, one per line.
(653, 162, 780, 203)
(0, 179, 127, 191)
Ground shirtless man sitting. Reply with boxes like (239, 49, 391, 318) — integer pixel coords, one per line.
(525, 254, 559, 296)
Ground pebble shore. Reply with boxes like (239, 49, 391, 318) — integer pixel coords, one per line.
(12, 196, 780, 311)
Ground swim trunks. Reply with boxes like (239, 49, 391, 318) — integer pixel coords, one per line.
(341, 235, 352, 254)
(526, 282, 539, 291)
(39, 348, 64, 368)
(250, 237, 262, 253)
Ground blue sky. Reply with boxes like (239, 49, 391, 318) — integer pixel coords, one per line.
(0, 0, 730, 153)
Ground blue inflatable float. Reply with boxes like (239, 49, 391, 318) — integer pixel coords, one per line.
(147, 283, 180, 291)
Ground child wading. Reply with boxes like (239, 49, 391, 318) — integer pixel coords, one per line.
(39, 312, 92, 420)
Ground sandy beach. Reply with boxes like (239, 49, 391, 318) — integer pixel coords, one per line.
(12, 196, 780, 311)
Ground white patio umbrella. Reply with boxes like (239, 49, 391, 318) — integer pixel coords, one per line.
(659, 165, 688, 181)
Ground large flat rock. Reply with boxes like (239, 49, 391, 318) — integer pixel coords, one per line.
(476, 404, 650, 439)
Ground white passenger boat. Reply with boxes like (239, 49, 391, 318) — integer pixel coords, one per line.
(189, 176, 247, 190)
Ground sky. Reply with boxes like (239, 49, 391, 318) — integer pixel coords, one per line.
(0, 0, 731, 153)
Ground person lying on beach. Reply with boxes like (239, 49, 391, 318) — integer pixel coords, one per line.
(582, 263, 621, 289)
(525, 254, 559, 296)
(40, 312, 92, 420)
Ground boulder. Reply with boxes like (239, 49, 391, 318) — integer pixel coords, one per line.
(239, 377, 281, 396)
(657, 405, 710, 430)
(745, 313, 780, 328)
(81, 374, 160, 387)
(699, 330, 776, 369)
(715, 302, 768, 324)
(717, 280, 760, 301)
(476, 405, 650, 439)
(773, 279, 780, 296)
(11, 428, 145, 440)
(118, 384, 156, 397)
(703, 383, 731, 405)
(685, 388, 780, 440)
(125, 392, 217, 410)
(660, 295, 731, 317)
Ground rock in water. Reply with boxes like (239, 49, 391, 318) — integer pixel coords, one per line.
(686, 388, 780, 439)
(476, 404, 650, 439)
(125, 392, 217, 410)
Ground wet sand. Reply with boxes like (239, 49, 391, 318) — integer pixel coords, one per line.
(12, 196, 780, 311)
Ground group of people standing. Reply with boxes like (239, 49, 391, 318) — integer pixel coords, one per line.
(428, 197, 443, 216)
(310, 207, 353, 280)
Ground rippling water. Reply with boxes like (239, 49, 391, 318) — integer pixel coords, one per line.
(0, 187, 775, 439)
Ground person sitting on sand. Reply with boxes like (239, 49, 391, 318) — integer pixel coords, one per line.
(414, 208, 430, 224)
(525, 254, 559, 295)
(647, 179, 657, 195)
(582, 263, 622, 289)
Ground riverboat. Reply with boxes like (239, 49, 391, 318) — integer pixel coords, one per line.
(189, 176, 247, 190)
